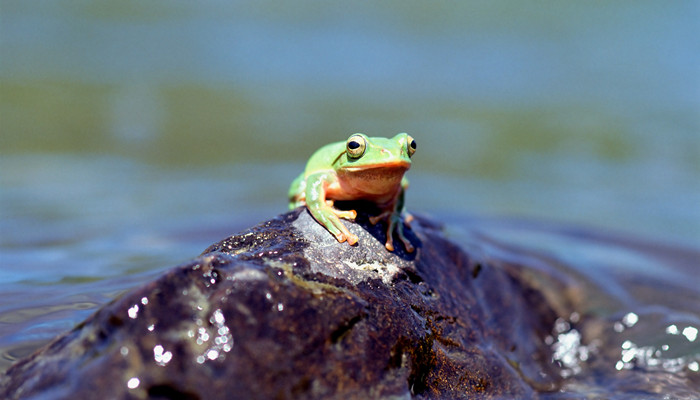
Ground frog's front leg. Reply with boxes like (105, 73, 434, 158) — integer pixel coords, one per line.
(305, 172, 358, 245)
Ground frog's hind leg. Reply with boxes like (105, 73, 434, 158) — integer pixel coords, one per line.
(370, 211, 415, 253)
(288, 173, 307, 209)
(395, 213, 415, 253)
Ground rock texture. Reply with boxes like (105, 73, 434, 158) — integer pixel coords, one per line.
(1, 206, 571, 399)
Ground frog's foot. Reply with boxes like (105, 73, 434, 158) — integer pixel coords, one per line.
(329, 209, 358, 245)
(311, 204, 358, 246)
(396, 212, 415, 253)
(334, 230, 359, 246)
(370, 211, 414, 253)
(328, 220, 358, 246)
(324, 217, 359, 246)
(326, 200, 357, 221)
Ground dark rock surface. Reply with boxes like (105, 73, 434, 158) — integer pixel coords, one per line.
(1, 207, 574, 399)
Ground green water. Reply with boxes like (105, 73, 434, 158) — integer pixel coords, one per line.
(1, 0, 699, 393)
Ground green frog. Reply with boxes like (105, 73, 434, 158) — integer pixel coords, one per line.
(288, 133, 417, 252)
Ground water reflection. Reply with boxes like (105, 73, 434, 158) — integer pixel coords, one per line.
(194, 308, 233, 364)
(547, 313, 594, 378)
(127, 376, 140, 389)
(153, 344, 173, 366)
(667, 325, 698, 343)
(127, 304, 139, 319)
(613, 312, 638, 333)
(610, 309, 700, 374)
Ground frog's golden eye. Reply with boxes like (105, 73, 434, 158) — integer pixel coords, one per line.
(346, 134, 366, 159)
(406, 135, 417, 157)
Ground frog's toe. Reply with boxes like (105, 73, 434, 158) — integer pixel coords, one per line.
(399, 235, 414, 253)
(384, 224, 396, 251)
(384, 240, 395, 252)
(333, 209, 357, 220)
(398, 222, 415, 252)
(333, 228, 357, 246)
(346, 233, 359, 246)
(329, 219, 357, 245)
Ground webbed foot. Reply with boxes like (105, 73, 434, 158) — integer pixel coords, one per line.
(309, 201, 358, 245)
(370, 211, 415, 252)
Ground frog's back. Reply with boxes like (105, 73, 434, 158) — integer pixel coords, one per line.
(302, 141, 346, 176)
(288, 140, 345, 208)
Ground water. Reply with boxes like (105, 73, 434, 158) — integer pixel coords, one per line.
(446, 216, 700, 397)
(1, 0, 699, 396)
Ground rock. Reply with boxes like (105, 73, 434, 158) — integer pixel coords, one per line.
(1, 206, 570, 399)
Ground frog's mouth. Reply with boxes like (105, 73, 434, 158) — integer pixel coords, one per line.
(340, 161, 410, 177)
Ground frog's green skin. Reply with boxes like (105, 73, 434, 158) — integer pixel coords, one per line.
(289, 133, 417, 252)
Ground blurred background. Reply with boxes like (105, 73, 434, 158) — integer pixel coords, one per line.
(0, 0, 698, 370)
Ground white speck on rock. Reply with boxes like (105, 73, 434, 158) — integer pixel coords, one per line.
(343, 260, 401, 284)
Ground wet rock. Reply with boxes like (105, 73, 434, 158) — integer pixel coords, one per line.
(1, 207, 571, 399)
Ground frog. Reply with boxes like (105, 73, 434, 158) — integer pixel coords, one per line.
(288, 133, 417, 252)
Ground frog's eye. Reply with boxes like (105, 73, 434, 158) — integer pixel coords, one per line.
(346, 134, 366, 159)
(406, 135, 417, 157)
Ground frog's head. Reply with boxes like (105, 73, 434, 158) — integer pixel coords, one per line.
(335, 133, 416, 196)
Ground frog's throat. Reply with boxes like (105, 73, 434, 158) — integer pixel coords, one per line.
(333, 164, 408, 200)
